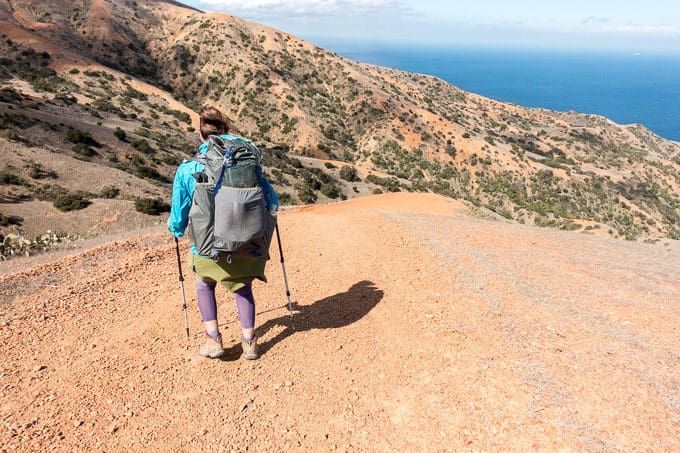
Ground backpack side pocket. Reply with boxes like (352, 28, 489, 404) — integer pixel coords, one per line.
(188, 182, 215, 256)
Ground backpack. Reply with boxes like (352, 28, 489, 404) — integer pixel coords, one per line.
(187, 135, 276, 260)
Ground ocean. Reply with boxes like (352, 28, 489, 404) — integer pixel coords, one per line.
(314, 41, 680, 142)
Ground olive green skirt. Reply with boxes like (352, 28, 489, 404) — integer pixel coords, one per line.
(188, 252, 267, 292)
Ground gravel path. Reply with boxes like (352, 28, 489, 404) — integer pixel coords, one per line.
(1, 193, 678, 451)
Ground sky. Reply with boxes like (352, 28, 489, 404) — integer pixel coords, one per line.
(180, 1, 680, 53)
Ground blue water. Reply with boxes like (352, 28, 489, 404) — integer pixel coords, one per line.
(316, 42, 680, 142)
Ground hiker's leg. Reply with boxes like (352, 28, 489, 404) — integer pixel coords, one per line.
(196, 279, 219, 334)
(235, 283, 258, 360)
(234, 283, 255, 340)
(195, 277, 225, 358)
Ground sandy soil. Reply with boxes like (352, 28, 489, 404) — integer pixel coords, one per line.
(1, 192, 679, 451)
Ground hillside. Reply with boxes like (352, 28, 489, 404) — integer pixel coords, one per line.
(1, 0, 680, 251)
(1, 193, 679, 451)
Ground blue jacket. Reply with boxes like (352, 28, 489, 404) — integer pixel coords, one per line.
(168, 134, 279, 256)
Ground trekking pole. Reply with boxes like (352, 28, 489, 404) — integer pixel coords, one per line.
(275, 223, 295, 329)
(174, 237, 190, 339)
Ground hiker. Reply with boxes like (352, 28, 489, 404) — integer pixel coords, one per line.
(168, 105, 278, 360)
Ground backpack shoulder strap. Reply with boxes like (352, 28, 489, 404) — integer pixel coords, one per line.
(219, 138, 262, 167)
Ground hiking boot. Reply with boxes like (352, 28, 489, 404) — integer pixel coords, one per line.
(199, 333, 225, 358)
(241, 337, 258, 360)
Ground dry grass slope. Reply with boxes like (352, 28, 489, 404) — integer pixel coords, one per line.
(1, 0, 680, 247)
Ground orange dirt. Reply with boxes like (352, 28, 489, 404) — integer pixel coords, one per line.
(1, 193, 679, 451)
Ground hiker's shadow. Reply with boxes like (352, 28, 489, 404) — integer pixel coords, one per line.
(220, 280, 383, 360)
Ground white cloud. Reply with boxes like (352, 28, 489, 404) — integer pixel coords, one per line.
(582, 16, 609, 25)
(610, 24, 680, 35)
(183, 1, 680, 50)
(195, 0, 410, 18)
(579, 18, 680, 36)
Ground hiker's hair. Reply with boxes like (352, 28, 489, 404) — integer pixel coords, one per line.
(199, 105, 230, 139)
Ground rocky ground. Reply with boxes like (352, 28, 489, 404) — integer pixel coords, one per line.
(1, 192, 679, 451)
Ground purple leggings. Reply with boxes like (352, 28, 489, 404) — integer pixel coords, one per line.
(196, 279, 255, 329)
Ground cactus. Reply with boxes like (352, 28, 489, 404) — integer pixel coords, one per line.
(0, 230, 79, 260)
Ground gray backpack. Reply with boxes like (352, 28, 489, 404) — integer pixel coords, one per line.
(187, 135, 276, 260)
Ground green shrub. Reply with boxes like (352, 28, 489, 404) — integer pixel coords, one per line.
(297, 187, 317, 204)
(72, 143, 96, 157)
(136, 165, 170, 183)
(278, 192, 295, 206)
(31, 75, 65, 93)
(167, 109, 191, 125)
(33, 184, 68, 201)
(2, 129, 27, 143)
(132, 139, 151, 153)
(0, 212, 23, 227)
(100, 186, 120, 199)
(53, 93, 77, 105)
(365, 174, 400, 192)
(339, 165, 357, 182)
(0, 87, 22, 103)
(114, 127, 127, 141)
(124, 87, 147, 101)
(0, 112, 31, 129)
(92, 98, 122, 115)
(320, 183, 340, 199)
(53, 192, 91, 211)
(66, 127, 98, 146)
(0, 172, 28, 186)
(161, 154, 181, 166)
(135, 197, 170, 215)
(27, 162, 56, 179)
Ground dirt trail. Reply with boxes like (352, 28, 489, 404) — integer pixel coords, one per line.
(1, 193, 679, 451)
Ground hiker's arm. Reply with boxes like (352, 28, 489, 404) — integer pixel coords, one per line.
(168, 162, 197, 237)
